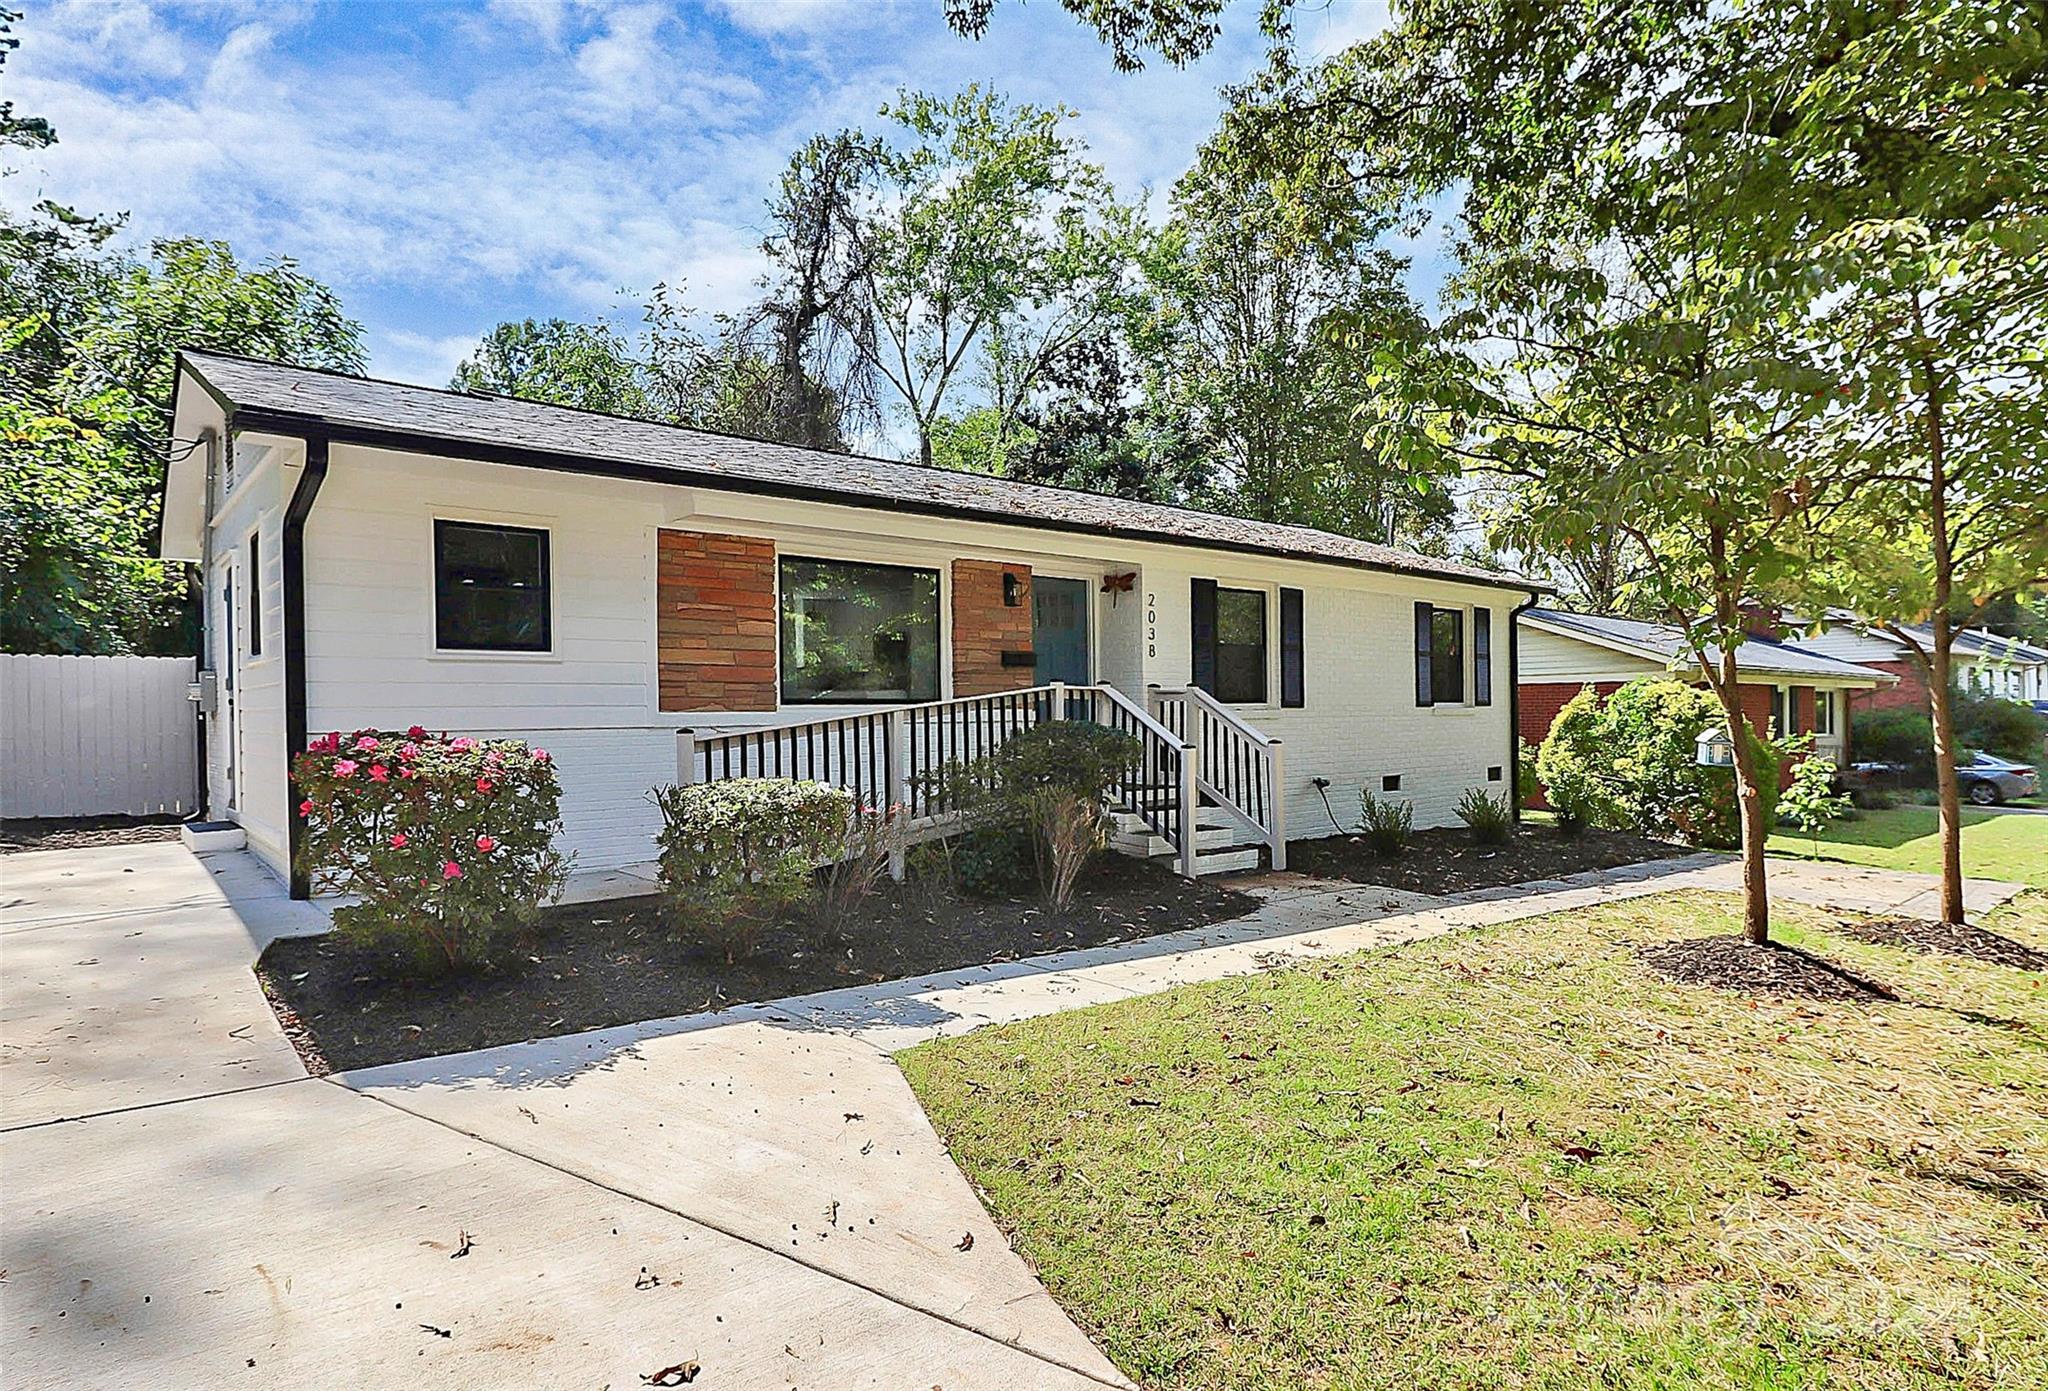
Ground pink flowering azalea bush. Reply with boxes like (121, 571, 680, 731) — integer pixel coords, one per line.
(294, 727, 570, 973)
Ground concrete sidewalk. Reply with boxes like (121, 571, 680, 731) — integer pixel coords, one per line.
(2, 841, 2026, 1389)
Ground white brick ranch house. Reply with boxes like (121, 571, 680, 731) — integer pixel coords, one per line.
(162, 351, 1548, 899)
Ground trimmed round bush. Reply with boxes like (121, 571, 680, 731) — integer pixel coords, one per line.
(294, 728, 569, 973)
(650, 778, 854, 960)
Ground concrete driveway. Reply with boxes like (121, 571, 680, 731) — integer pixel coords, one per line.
(2, 843, 1124, 1390)
(2, 840, 2025, 1389)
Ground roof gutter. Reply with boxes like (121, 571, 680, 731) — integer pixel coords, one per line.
(226, 406, 1552, 597)
(282, 434, 329, 901)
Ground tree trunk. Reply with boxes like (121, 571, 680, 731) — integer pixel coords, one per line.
(1913, 304, 1966, 925)
(1708, 648, 1771, 944)
(1927, 617, 1967, 924)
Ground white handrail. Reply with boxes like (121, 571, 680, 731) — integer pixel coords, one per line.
(1090, 682, 1195, 752)
(1153, 684, 1281, 747)
(1148, 684, 1287, 871)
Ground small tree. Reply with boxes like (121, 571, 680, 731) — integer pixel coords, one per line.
(1781, 756, 1853, 861)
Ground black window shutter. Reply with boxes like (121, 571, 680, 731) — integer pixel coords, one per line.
(1190, 579, 1218, 694)
(1279, 587, 1304, 707)
(1473, 606, 1491, 706)
(1414, 601, 1433, 706)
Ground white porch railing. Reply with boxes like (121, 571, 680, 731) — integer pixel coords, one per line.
(677, 683, 1208, 875)
(1147, 685, 1287, 872)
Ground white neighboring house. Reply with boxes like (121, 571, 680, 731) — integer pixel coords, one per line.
(1792, 611, 2048, 713)
(162, 352, 1549, 898)
(1965, 631, 2048, 706)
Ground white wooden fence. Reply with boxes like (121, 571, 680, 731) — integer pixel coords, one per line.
(1, 654, 199, 818)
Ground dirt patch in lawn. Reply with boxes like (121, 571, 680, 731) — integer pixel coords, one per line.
(1636, 935, 1899, 1003)
(1286, 823, 1697, 895)
(258, 856, 1258, 1073)
(1, 815, 185, 855)
(1835, 915, 2048, 972)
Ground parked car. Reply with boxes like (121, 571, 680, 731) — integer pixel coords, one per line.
(1840, 760, 1909, 792)
(1957, 751, 2039, 805)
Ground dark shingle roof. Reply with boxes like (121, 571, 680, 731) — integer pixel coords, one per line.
(1525, 607, 1892, 682)
(179, 350, 1541, 591)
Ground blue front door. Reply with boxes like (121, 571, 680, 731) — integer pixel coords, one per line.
(1032, 577, 1090, 685)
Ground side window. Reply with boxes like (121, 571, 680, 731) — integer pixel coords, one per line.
(434, 520, 551, 652)
(1415, 602, 1480, 707)
(247, 532, 261, 657)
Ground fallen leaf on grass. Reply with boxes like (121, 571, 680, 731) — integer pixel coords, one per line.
(1556, 1143, 1602, 1162)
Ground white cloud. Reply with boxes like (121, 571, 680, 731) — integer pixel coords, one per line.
(706, 0, 882, 38)
(372, 327, 490, 388)
(1, 0, 1343, 385)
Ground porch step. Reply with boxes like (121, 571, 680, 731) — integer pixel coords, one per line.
(1190, 847, 1261, 876)
(1110, 823, 1240, 857)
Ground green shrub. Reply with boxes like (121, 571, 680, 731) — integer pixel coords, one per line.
(1852, 706, 1934, 774)
(294, 728, 569, 974)
(1455, 786, 1514, 845)
(1851, 692, 2042, 773)
(1356, 789, 1414, 857)
(650, 779, 852, 962)
(1956, 691, 2046, 761)
(1535, 678, 1797, 848)
(1534, 686, 1615, 836)
(935, 722, 1142, 899)
(1515, 739, 1541, 809)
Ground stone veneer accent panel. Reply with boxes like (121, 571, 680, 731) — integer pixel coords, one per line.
(657, 529, 778, 712)
(951, 559, 1034, 697)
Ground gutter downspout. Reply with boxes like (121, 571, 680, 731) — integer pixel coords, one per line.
(282, 435, 329, 900)
(194, 426, 220, 820)
(1508, 589, 1543, 824)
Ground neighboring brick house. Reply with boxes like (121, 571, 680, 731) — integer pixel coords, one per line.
(1791, 614, 2048, 722)
(162, 350, 1553, 895)
(1516, 608, 1893, 799)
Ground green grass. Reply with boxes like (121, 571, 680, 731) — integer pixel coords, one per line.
(1768, 805, 2048, 887)
(903, 891, 2048, 1391)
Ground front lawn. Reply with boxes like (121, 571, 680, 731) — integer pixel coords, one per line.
(1768, 804, 2048, 887)
(902, 891, 2048, 1390)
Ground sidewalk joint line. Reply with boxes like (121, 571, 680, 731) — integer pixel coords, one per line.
(342, 1078, 1129, 1389)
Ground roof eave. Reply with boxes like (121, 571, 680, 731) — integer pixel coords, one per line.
(222, 401, 1553, 594)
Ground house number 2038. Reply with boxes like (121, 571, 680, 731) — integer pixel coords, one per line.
(1146, 593, 1157, 658)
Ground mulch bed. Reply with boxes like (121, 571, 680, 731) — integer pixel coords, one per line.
(1286, 823, 1697, 896)
(1835, 916, 2048, 972)
(1636, 936, 1899, 1003)
(0, 815, 185, 855)
(257, 856, 1258, 1073)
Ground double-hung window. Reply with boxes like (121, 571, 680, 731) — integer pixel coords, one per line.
(1190, 581, 1274, 704)
(1415, 603, 1490, 707)
(435, 520, 551, 652)
(1814, 689, 1835, 736)
(779, 556, 940, 703)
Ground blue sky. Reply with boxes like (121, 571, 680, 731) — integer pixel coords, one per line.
(6, 0, 1418, 403)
